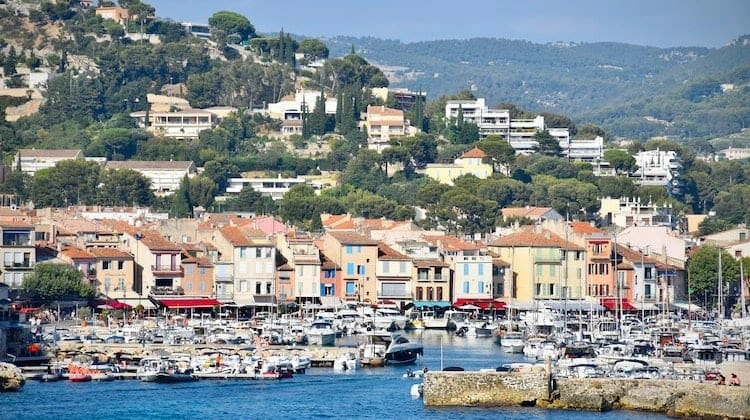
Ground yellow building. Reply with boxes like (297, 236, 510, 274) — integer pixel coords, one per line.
(487, 226, 585, 305)
(421, 147, 492, 185)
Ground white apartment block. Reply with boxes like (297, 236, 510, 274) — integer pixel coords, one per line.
(718, 147, 750, 161)
(14, 149, 83, 176)
(445, 98, 573, 156)
(103, 161, 196, 195)
(225, 175, 322, 200)
(267, 90, 337, 121)
(600, 196, 674, 228)
(630, 149, 682, 187)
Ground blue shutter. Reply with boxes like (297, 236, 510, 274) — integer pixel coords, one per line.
(463, 281, 470, 293)
(320, 283, 326, 296)
(478, 264, 484, 275)
(478, 281, 484, 293)
(347, 263, 354, 275)
(463, 264, 469, 275)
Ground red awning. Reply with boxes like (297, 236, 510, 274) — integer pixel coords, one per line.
(18, 307, 41, 314)
(600, 298, 637, 311)
(155, 298, 222, 309)
(452, 298, 506, 310)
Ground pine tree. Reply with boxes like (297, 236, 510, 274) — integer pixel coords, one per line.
(413, 91, 424, 132)
(301, 97, 310, 139)
(170, 175, 193, 218)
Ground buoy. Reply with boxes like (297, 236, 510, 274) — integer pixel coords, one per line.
(410, 383, 423, 398)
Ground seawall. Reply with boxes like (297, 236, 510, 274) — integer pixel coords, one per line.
(423, 371, 750, 419)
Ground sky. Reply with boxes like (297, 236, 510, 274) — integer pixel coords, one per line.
(147, 0, 750, 48)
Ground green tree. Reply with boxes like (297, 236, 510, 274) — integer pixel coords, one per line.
(687, 245, 739, 310)
(188, 176, 218, 209)
(533, 130, 562, 156)
(30, 160, 101, 207)
(170, 175, 193, 218)
(208, 11, 256, 43)
(22, 263, 96, 305)
(298, 38, 329, 60)
(604, 149, 637, 175)
(97, 168, 154, 206)
(341, 149, 386, 193)
(476, 135, 516, 174)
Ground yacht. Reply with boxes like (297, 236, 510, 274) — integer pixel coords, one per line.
(421, 310, 449, 329)
(444, 310, 470, 331)
(500, 331, 525, 353)
(307, 319, 336, 347)
(360, 331, 423, 365)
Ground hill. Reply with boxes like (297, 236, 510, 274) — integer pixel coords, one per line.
(327, 36, 750, 139)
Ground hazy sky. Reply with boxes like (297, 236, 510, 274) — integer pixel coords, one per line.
(147, 0, 749, 48)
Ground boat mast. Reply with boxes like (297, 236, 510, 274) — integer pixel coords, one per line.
(718, 246, 723, 321)
(741, 259, 746, 319)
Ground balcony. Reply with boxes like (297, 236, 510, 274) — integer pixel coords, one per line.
(150, 286, 185, 296)
(215, 275, 234, 284)
(3, 262, 34, 270)
(533, 256, 562, 264)
(216, 291, 234, 301)
(151, 264, 184, 276)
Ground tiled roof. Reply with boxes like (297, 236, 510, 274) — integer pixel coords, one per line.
(61, 246, 94, 259)
(461, 147, 486, 159)
(104, 160, 194, 171)
(501, 207, 554, 219)
(570, 221, 604, 235)
(421, 234, 480, 251)
(88, 248, 133, 259)
(487, 227, 584, 250)
(19, 149, 82, 158)
(614, 243, 661, 265)
(219, 225, 253, 247)
(377, 242, 410, 261)
(327, 231, 378, 246)
(139, 231, 181, 252)
(413, 259, 449, 268)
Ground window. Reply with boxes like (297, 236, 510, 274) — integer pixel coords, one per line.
(478, 264, 484, 276)
(436, 287, 443, 301)
(463, 264, 469, 275)
(117, 261, 124, 270)
(199, 281, 206, 292)
(536, 264, 542, 277)
(399, 261, 407, 272)
(463, 281, 470, 293)
(186, 281, 193, 291)
(549, 265, 556, 276)
(266, 282, 272, 294)
(426, 287, 434, 300)
(200, 267, 206, 275)
(644, 267, 652, 279)
(346, 263, 354, 275)
(417, 268, 428, 281)
(383, 261, 390, 273)
(102, 260, 111, 270)
(357, 265, 366, 275)
(356, 245, 362, 253)
(323, 285, 334, 296)
(416, 287, 423, 300)
(346, 245, 353, 254)
(239, 280, 248, 292)
(496, 282, 504, 296)
(434, 268, 442, 280)
(346, 282, 356, 295)
(255, 248, 262, 258)
(575, 251, 583, 260)
(185, 265, 194, 275)
(255, 282, 262, 294)
(239, 247, 247, 258)
(478, 281, 485, 293)
(264, 248, 272, 258)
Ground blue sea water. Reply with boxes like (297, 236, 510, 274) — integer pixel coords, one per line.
(2, 330, 666, 419)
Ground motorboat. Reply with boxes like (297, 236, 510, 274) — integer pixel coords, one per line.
(384, 333, 423, 365)
(138, 357, 196, 383)
(444, 310, 470, 331)
(333, 351, 360, 372)
(499, 331, 525, 353)
(420, 310, 449, 330)
(557, 342, 599, 368)
(374, 308, 409, 331)
(307, 319, 336, 347)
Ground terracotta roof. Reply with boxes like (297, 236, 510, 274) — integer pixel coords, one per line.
(487, 250, 510, 266)
(487, 227, 584, 250)
(61, 246, 94, 259)
(413, 259, 449, 268)
(19, 149, 82, 158)
(570, 221, 603, 235)
(614, 243, 661, 265)
(377, 242, 410, 261)
(219, 225, 253, 247)
(88, 248, 133, 259)
(461, 146, 486, 159)
(104, 160, 194, 171)
(367, 105, 403, 117)
(421, 235, 480, 251)
(327, 231, 378, 246)
(501, 207, 554, 219)
(319, 250, 340, 270)
(139, 230, 181, 252)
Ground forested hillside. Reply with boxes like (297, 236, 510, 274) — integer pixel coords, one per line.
(328, 36, 750, 139)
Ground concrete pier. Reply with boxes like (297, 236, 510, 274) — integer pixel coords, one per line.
(423, 371, 750, 419)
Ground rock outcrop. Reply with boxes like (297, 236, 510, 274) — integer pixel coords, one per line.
(0, 362, 25, 392)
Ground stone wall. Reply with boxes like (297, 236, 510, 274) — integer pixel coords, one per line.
(423, 370, 550, 406)
(423, 372, 750, 419)
(552, 378, 750, 419)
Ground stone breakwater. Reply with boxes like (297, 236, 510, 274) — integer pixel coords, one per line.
(423, 371, 750, 419)
(0, 362, 25, 391)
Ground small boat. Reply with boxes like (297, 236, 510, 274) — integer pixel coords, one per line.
(333, 351, 360, 372)
(500, 331, 525, 353)
(307, 319, 337, 347)
(138, 357, 196, 383)
(67, 364, 93, 382)
(384, 333, 423, 365)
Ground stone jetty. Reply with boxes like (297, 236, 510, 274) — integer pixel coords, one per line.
(0, 362, 26, 391)
(423, 370, 750, 419)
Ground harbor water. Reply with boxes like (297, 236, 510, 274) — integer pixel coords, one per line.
(3, 330, 666, 419)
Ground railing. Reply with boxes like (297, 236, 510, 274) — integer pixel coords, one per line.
(150, 286, 185, 296)
(151, 264, 184, 275)
(3, 262, 33, 269)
